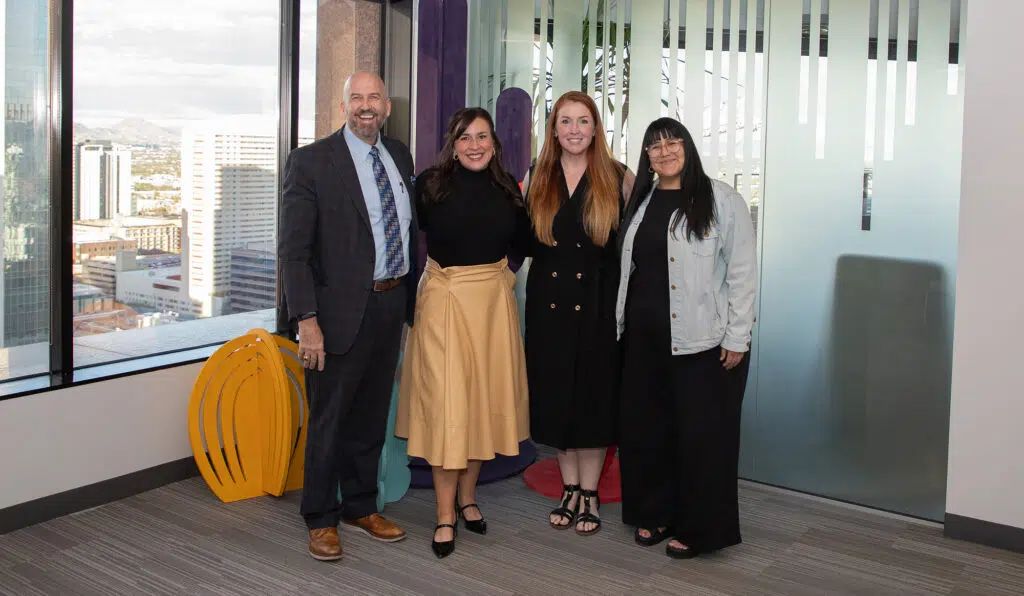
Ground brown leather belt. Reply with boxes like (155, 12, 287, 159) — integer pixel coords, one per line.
(373, 277, 403, 292)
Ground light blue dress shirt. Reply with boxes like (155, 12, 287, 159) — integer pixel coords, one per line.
(343, 126, 412, 280)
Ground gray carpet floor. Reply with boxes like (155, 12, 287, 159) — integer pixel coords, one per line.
(1, 474, 1022, 595)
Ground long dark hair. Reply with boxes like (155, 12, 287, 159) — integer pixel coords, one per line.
(626, 117, 716, 242)
(424, 107, 522, 204)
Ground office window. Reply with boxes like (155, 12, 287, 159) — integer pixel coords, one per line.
(0, 1, 52, 382)
(72, 0, 280, 369)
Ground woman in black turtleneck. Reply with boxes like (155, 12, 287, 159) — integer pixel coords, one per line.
(395, 107, 531, 559)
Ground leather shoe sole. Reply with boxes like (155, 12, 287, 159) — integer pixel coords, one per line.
(343, 520, 407, 543)
(308, 547, 343, 561)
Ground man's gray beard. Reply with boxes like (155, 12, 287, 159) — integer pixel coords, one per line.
(350, 116, 381, 139)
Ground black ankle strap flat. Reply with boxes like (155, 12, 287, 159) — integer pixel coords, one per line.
(575, 489, 602, 536)
(549, 483, 581, 530)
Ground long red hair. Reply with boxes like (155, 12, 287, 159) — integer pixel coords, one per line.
(528, 91, 622, 247)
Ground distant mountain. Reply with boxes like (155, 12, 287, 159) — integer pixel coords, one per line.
(74, 118, 181, 147)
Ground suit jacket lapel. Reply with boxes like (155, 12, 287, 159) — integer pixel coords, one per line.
(327, 128, 372, 234)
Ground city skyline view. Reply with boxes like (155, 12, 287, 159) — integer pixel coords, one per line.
(56, 0, 322, 369)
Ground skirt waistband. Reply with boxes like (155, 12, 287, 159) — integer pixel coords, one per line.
(424, 257, 510, 281)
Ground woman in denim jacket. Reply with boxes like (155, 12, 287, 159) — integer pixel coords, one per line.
(615, 117, 756, 559)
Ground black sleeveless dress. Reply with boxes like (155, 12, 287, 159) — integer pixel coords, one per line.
(524, 168, 623, 450)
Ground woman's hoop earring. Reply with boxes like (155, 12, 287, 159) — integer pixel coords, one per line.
(454, 152, 459, 161)
(649, 166, 654, 174)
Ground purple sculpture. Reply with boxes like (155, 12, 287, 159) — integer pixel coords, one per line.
(496, 87, 533, 183)
(414, 0, 467, 172)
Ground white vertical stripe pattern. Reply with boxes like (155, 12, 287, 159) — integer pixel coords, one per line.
(743, 0, 757, 195)
(601, 0, 611, 127)
(710, 0, 723, 166)
(552, 0, 583, 104)
(668, 0, 681, 118)
(956, 0, 967, 96)
(684, 0, 705, 134)
(495, 0, 507, 110)
(808, 0, 821, 132)
(873, 0, 890, 164)
(904, 0, 918, 125)
(587, 0, 597, 97)
(894, 0, 910, 153)
(611, 0, 625, 159)
(536, 0, 550, 148)
(629, 0, 663, 167)
(464, 0, 780, 171)
(815, 0, 829, 159)
(726, 0, 741, 182)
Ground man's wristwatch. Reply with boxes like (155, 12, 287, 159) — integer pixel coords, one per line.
(296, 312, 317, 322)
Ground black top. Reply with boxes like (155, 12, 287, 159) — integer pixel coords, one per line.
(415, 165, 530, 268)
(626, 187, 679, 339)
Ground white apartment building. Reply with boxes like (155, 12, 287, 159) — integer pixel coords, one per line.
(181, 120, 278, 317)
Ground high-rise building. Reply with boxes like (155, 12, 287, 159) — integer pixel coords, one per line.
(74, 141, 133, 220)
(181, 121, 277, 317)
(0, 0, 51, 352)
(228, 241, 275, 314)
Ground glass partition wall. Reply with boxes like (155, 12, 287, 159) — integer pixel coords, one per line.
(460, 0, 966, 521)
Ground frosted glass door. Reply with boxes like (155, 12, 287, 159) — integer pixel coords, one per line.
(748, 0, 964, 520)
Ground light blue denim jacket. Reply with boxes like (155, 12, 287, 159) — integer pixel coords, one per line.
(615, 179, 757, 355)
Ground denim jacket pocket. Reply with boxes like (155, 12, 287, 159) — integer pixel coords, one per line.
(691, 227, 720, 257)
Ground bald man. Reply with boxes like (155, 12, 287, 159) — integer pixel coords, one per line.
(279, 72, 420, 561)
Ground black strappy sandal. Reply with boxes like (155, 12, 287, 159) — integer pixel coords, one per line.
(458, 503, 487, 535)
(431, 523, 457, 559)
(575, 489, 601, 536)
(549, 483, 581, 530)
(635, 526, 672, 546)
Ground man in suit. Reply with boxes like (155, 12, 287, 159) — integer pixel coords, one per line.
(279, 71, 419, 561)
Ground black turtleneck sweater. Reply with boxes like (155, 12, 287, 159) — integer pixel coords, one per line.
(415, 165, 531, 268)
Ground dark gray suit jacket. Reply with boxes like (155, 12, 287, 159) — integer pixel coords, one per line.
(279, 127, 421, 355)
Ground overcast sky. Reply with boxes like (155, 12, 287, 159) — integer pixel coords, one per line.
(73, 0, 316, 128)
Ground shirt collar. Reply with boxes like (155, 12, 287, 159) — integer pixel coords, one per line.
(343, 126, 382, 163)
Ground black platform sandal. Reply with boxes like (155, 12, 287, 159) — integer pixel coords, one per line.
(549, 483, 581, 529)
(431, 523, 457, 559)
(665, 539, 699, 559)
(635, 526, 672, 546)
(575, 489, 601, 536)
(458, 503, 487, 535)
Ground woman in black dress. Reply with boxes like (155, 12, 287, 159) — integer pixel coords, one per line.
(396, 108, 531, 558)
(616, 117, 757, 558)
(522, 91, 634, 535)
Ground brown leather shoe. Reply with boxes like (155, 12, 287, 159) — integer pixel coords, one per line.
(308, 527, 343, 561)
(343, 513, 407, 542)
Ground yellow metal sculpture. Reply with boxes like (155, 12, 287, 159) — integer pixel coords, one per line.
(188, 328, 308, 503)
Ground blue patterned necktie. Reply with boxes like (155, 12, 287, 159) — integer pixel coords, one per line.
(368, 145, 405, 278)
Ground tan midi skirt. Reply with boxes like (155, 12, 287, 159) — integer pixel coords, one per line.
(395, 257, 529, 470)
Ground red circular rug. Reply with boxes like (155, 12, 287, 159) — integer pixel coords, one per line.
(522, 448, 622, 503)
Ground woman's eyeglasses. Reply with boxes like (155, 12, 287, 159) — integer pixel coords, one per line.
(645, 139, 683, 156)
